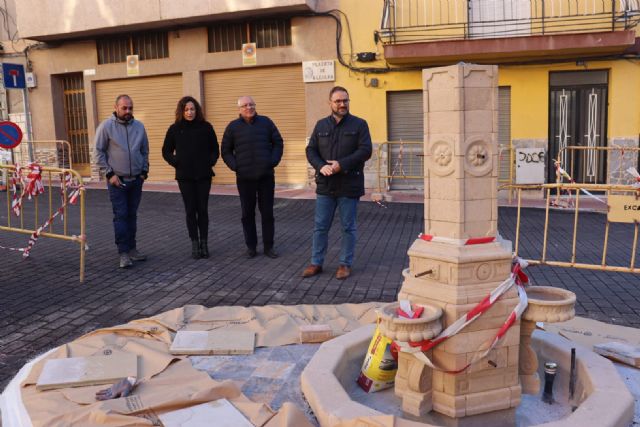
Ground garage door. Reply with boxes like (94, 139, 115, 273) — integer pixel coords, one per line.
(387, 90, 424, 190)
(203, 65, 306, 185)
(96, 74, 182, 181)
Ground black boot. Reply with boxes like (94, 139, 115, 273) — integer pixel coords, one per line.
(191, 240, 200, 259)
(200, 239, 209, 259)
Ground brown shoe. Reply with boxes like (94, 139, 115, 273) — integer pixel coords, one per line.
(335, 265, 351, 280)
(302, 264, 322, 278)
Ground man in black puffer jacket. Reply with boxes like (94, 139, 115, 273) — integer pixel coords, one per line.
(302, 86, 372, 280)
(221, 96, 284, 259)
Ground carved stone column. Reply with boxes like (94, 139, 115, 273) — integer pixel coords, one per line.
(398, 64, 521, 418)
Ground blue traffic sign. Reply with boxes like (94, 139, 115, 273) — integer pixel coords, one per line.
(0, 121, 23, 149)
(2, 63, 26, 89)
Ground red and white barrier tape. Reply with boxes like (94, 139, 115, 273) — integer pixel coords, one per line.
(627, 167, 640, 189)
(393, 259, 529, 374)
(3, 165, 84, 257)
(555, 161, 606, 204)
(419, 233, 496, 246)
(21, 171, 84, 257)
(10, 163, 44, 216)
(22, 186, 83, 258)
(10, 164, 23, 215)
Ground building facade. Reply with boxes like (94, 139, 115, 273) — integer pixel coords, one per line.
(5, 0, 640, 188)
(376, 0, 640, 187)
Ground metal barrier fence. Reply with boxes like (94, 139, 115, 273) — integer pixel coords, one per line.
(376, 141, 515, 192)
(376, 141, 425, 191)
(9, 140, 73, 169)
(505, 182, 640, 273)
(0, 164, 86, 282)
(557, 145, 640, 185)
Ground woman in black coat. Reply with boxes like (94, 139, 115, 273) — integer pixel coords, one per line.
(162, 96, 219, 258)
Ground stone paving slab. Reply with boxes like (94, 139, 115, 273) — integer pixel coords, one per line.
(1, 189, 639, 390)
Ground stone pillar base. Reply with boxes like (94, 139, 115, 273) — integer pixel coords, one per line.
(394, 351, 433, 417)
(520, 373, 540, 395)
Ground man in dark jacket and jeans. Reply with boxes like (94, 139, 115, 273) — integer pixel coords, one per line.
(222, 96, 284, 259)
(303, 86, 372, 280)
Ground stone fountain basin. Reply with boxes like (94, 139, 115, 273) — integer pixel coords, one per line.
(523, 286, 576, 323)
(377, 302, 443, 342)
(301, 324, 634, 427)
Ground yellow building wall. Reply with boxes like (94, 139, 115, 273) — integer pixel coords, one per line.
(334, 67, 423, 142)
(500, 60, 640, 141)
(336, 0, 640, 145)
(608, 60, 640, 137)
(333, 0, 423, 143)
(331, 0, 640, 144)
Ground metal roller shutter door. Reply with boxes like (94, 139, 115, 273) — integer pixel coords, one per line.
(498, 86, 512, 182)
(203, 65, 306, 185)
(96, 74, 182, 181)
(387, 90, 424, 190)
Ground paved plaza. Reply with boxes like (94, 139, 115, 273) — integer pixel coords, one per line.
(1, 188, 639, 389)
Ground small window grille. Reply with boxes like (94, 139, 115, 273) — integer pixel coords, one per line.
(208, 18, 292, 53)
(208, 22, 248, 53)
(97, 31, 169, 64)
(250, 19, 292, 48)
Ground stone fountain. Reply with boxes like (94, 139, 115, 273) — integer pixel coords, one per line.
(300, 63, 634, 427)
(392, 63, 521, 419)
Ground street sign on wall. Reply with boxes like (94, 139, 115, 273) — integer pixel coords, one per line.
(0, 120, 23, 149)
(1, 63, 26, 89)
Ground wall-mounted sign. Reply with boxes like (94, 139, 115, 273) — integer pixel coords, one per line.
(0, 148, 11, 161)
(26, 72, 37, 88)
(126, 55, 140, 76)
(608, 194, 640, 223)
(242, 43, 257, 67)
(1, 63, 26, 89)
(0, 121, 23, 149)
(515, 148, 545, 184)
(302, 60, 335, 83)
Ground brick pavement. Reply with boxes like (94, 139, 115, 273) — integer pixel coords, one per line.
(1, 189, 639, 389)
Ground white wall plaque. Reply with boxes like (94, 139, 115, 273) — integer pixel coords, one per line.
(303, 60, 335, 83)
(515, 148, 546, 184)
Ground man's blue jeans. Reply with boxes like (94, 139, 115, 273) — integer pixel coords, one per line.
(311, 195, 358, 267)
(107, 177, 143, 254)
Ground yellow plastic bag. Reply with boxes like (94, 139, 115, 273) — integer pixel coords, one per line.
(356, 322, 398, 392)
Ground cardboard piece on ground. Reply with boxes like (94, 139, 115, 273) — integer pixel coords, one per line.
(543, 316, 640, 349)
(24, 359, 276, 427)
(170, 330, 255, 355)
(158, 399, 253, 427)
(593, 342, 640, 368)
(35, 353, 137, 391)
(19, 303, 381, 427)
(148, 303, 382, 347)
(299, 324, 333, 343)
(24, 326, 176, 387)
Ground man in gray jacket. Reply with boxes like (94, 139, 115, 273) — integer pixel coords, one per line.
(95, 94, 149, 268)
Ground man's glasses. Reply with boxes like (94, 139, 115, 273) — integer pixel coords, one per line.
(239, 103, 256, 109)
(332, 99, 349, 105)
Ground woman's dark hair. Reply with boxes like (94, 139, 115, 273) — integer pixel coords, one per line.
(175, 96, 205, 123)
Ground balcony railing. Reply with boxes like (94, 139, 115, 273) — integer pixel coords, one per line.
(379, 0, 640, 43)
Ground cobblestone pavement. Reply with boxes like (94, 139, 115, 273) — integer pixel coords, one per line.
(1, 189, 639, 389)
